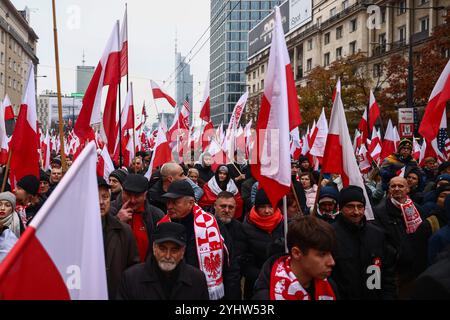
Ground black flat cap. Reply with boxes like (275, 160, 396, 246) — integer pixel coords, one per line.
(162, 180, 195, 200)
(122, 174, 148, 194)
(153, 222, 187, 246)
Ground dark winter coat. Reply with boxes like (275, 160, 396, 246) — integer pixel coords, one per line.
(147, 179, 167, 212)
(331, 215, 397, 300)
(116, 255, 209, 300)
(428, 195, 450, 265)
(103, 213, 140, 300)
(194, 163, 214, 187)
(380, 154, 418, 191)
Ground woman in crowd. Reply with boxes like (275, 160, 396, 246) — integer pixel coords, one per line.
(299, 172, 318, 211)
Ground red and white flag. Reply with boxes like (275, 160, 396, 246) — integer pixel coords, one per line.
(353, 129, 362, 152)
(145, 123, 173, 179)
(199, 74, 211, 123)
(0, 99, 9, 165)
(419, 59, 450, 142)
(97, 144, 115, 181)
(151, 80, 176, 108)
(75, 23, 120, 143)
(0, 142, 108, 300)
(201, 121, 214, 152)
(412, 138, 421, 161)
(357, 108, 369, 143)
(41, 131, 51, 171)
(3, 94, 14, 121)
(357, 144, 372, 174)
(322, 79, 374, 220)
(244, 120, 254, 159)
(120, 6, 128, 77)
(380, 120, 397, 162)
(9, 64, 39, 189)
(225, 91, 248, 159)
(368, 90, 381, 130)
(310, 108, 328, 158)
(290, 127, 302, 160)
(250, 6, 302, 207)
(368, 128, 382, 165)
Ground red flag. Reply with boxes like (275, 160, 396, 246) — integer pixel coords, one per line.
(419, 59, 450, 141)
(380, 120, 397, 162)
(3, 95, 14, 121)
(9, 64, 39, 189)
(368, 90, 380, 130)
(322, 79, 374, 219)
(151, 80, 176, 108)
(75, 23, 120, 143)
(199, 75, 211, 122)
(0, 142, 108, 299)
(250, 7, 301, 208)
(120, 6, 128, 77)
(144, 123, 172, 179)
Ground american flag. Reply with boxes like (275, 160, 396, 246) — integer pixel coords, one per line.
(438, 127, 450, 160)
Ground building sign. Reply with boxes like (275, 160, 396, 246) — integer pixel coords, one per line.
(398, 108, 414, 138)
(49, 97, 82, 125)
(248, 0, 313, 59)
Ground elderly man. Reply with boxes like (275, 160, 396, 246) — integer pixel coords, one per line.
(117, 222, 209, 300)
(97, 177, 139, 300)
(109, 169, 128, 202)
(332, 186, 397, 299)
(112, 174, 164, 262)
(160, 180, 241, 300)
(148, 162, 203, 212)
(374, 176, 426, 299)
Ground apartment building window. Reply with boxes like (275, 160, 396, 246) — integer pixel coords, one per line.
(0, 52, 3, 64)
(324, 32, 330, 45)
(420, 0, 429, 5)
(324, 53, 330, 66)
(336, 26, 343, 39)
(13, 61, 16, 72)
(336, 47, 342, 59)
(0, 73, 3, 85)
(1, 31, 4, 44)
(13, 79, 16, 90)
(399, 25, 406, 42)
(350, 41, 357, 54)
(342, 0, 349, 10)
(381, 7, 386, 23)
(420, 16, 429, 32)
(379, 33, 386, 46)
(8, 58, 11, 69)
(350, 19, 357, 32)
(398, 0, 406, 14)
(307, 58, 312, 71)
(330, 7, 337, 17)
(261, 79, 264, 90)
(261, 64, 265, 74)
(8, 77, 11, 88)
(8, 36, 12, 49)
(316, 17, 322, 27)
(252, 84, 256, 93)
(253, 71, 256, 79)
(307, 39, 313, 51)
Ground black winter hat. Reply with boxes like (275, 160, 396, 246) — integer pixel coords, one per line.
(17, 175, 40, 196)
(162, 180, 195, 200)
(109, 168, 128, 185)
(339, 185, 366, 208)
(122, 174, 148, 194)
(436, 184, 450, 198)
(438, 161, 450, 174)
(39, 170, 49, 183)
(255, 188, 271, 207)
(298, 156, 309, 164)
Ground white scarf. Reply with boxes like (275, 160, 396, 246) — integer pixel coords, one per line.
(207, 176, 238, 196)
(0, 212, 21, 238)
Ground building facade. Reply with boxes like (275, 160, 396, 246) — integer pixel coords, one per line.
(175, 51, 193, 125)
(76, 65, 95, 95)
(210, 0, 283, 126)
(0, 2, 38, 111)
(246, 0, 450, 122)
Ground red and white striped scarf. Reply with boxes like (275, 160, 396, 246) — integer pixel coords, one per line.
(270, 256, 335, 300)
(391, 196, 423, 234)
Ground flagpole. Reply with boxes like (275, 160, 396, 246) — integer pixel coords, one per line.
(125, 3, 129, 93)
(52, 0, 67, 173)
(290, 184, 304, 217)
(117, 20, 123, 168)
(1, 150, 12, 192)
(283, 196, 288, 254)
(312, 173, 324, 216)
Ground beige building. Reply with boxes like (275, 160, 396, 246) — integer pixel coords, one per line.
(0, 1, 38, 112)
(246, 0, 450, 117)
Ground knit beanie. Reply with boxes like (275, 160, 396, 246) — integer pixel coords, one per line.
(17, 175, 40, 196)
(109, 169, 128, 185)
(255, 188, 271, 207)
(319, 186, 339, 204)
(0, 191, 16, 208)
(339, 185, 366, 208)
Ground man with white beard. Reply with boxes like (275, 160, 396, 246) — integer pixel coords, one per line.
(117, 222, 209, 300)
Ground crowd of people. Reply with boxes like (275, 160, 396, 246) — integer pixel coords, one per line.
(0, 139, 449, 300)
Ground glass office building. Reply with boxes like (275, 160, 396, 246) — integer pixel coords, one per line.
(209, 0, 282, 126)
(175, 51, 194, 126)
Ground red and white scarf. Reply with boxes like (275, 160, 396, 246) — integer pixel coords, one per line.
(207, 176, 238, 195)
(157, 204, 226, 300)
(391, 197, 423, 234)
(270, 256, 335, 300)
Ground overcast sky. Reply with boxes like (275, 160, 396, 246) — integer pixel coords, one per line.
(11, 0, 210, 125)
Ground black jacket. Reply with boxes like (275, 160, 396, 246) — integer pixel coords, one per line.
(103, 213, 140, 300)
(331, 215, 397, 300)
(241, 215, 285, 299)
(172, 211, 242, 300)
(252, 254, 339, 300)
(117, 256, 209, 300)
(147, 179, 167, 213)
(241, 177, 256, 216)
(194, 163, 214, 187)
(374, 197, 426, 277)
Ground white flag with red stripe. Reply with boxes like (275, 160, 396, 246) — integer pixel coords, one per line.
(96, 145, 115, 181)
(322, 79, 374, 220)
(3, 94, 14, 121)
(0, 100, 9, 165)
(0, 142, 107, 300)
(250, 6, 302, 207)
(145, 123, 173, 179)
(120, 6, 128, 77)
(368, 90, 381, 130)
(151, 80, 176, 108)
(199, 74, 211, 123)
(310, 108, 328, 158)
(380, 120, 397, 162)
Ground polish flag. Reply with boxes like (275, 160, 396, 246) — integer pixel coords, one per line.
(9, 64, 39, 189)
(357, 144, 372, 174)
(308, 120, 317, 148)
(41, 132, 51, 171)
(368, 128, 382, 165)
(353, 129, 362, 152)
(199, 74, 211, 123)
(113, 85, 135, 159)
(244, 120, 253, 159)
(75, 23, 120, 143)
(250, 6, 302, 208)
(225, 91, 248, 159)
(201, 121, 214, 152)
(380, 120, 397, 162)
(207, 137, 228, 172)
(290, 127, 302, 160)
(0, 100, 9, 165)
(301, 133, 310, 156)
(357, 108, 369, 143)
(145, 123, 172, 179)
(3, 94, 14, 121)
(0, 142, 108, 300)
(151, 80, 176, 108)
(418, 139, 428, 166)
(368, 90, 380, 130)
(412, 138, 421, 161)
(322, 79, 374, 220)
(310, 108, 328, 158)
(96, 145, 115, 181)
(120, 6, 128, 77)
(393, 126, 400, 150)
(419, 59, 450, 142)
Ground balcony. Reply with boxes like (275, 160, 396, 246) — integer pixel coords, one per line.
(372, 44, 387, 57)
(411, 30, 429, 43)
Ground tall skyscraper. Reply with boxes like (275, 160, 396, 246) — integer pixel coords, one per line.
(175, 51, 193, 125)
(209, 0, 281, 126)
(76, 53, 95, 95)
